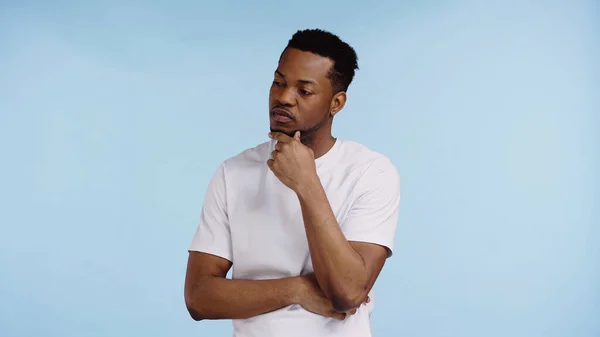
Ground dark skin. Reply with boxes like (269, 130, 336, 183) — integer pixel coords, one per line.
(267, 130, 387, 311)
(184, 252, 356, 321)
(269, 47, 388, 311)
(184, 47, 385, 321)
(269, 47, 344, 157)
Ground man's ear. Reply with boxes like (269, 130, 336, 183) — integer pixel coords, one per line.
(330, 91, 347, 117)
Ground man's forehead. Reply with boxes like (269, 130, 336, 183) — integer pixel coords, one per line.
(277, 48, 333, 81)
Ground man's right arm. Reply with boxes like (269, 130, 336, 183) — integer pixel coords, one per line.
(185, 164, 360, 321)
(186, 164, 314, 320)
(184, 251, 310, 320)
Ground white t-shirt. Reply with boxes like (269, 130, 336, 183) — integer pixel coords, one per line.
(189, 138, 401, 337)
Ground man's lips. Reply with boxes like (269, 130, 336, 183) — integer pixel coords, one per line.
(271, 108, 295, 123)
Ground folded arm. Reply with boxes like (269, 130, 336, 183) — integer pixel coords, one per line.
(183, 163, 303, 320)
(297, 185, 388, 312)
(185, 164, 354, 321)
(296, 160, 400, 312)
(184, 252, 353, 321)
(184, 252, 302, 320)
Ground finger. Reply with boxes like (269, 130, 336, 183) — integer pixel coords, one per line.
(269, 132, 294, 143)
(294, 131, 301, 141)
(274, 142, 285, 152)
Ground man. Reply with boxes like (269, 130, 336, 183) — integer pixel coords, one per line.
(184, 28, 401, 337)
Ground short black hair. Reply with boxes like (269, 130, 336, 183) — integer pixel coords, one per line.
(282, 28, 359, 94)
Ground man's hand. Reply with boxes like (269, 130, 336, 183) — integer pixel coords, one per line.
(267, 131, 317, 192)
(297, 273, 369, 320)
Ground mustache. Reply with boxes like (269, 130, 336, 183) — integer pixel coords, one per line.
(270, 107, 295, 120)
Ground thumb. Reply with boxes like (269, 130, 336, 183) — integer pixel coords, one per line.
(294, 131, 301, 141)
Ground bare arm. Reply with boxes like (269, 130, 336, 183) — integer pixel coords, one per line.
(184, 251, 353, 321)
(265, 132, 399, 313)
(185, 159, 359, 321)
(296, 179, 388, 312)
(184, 251, 304, 320)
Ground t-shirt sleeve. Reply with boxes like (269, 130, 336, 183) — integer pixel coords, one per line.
(340, 157, 401, 257)
(188, 163, 233, 262)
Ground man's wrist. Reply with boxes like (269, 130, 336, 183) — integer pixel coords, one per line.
(293, 174, 322, 199)
(288, 275, 307, 305)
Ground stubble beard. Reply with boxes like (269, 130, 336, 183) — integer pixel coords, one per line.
(270, 112, 330, 146)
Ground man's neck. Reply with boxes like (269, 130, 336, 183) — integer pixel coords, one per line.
(305, 134, 336, 160)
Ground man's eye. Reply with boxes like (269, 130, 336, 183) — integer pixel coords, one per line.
(272, 81, 284, 87)
(300, 89, 312, 96)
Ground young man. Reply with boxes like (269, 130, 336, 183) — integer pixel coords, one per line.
(184, 29, 401, 337)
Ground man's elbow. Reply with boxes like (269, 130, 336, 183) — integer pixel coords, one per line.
(330, 287, 368, 313)
(185, 293, 206, 321)
(185, 300, 202, 321)
(186, 305, 204, 321)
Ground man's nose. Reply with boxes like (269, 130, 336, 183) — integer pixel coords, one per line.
(276, 87, 296, 106)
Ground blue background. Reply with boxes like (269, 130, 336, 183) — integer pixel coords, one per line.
(0, 1, 598, 336)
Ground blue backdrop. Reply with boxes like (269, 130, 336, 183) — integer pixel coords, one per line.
(1, 1, 598, 336)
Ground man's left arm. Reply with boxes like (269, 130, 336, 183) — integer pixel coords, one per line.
(295, 158, 400, 313)
(267, 132, 400, 313)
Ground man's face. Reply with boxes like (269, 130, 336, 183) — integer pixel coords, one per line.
(269, 48, 335, 143)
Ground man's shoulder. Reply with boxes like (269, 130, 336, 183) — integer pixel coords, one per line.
(337, 140, 400, 199)
(337, 139, 398, 175)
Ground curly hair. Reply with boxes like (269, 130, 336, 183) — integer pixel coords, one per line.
(281, 29, 359, 94)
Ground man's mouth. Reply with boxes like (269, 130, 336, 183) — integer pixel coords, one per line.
(271, 108, 295, 123)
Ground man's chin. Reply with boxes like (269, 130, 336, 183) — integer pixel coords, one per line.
(269, 127, 296, 138)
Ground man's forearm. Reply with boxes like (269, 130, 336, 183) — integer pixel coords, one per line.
(186, 276, 302, 320)
(296, 177, 369, 311)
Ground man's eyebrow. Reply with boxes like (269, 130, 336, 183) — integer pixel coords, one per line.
(275, 70, 317, 85)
